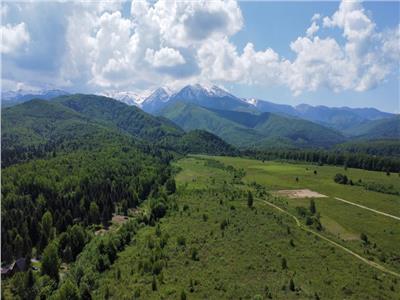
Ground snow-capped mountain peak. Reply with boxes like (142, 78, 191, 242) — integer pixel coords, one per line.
(146, 87, 173, 103)
(244, 98, 258, 106)
(100, 89, 154, 107)
(172, 83, 235, 101)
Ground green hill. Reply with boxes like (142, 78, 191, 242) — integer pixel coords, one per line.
(343, 116, 400, 140)
(54, 94, 184, 141)
(177, 130, 238, 156)
(160, 102, 346, 148)
(2, 96, 237, 166)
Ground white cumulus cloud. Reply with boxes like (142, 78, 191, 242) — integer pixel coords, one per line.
(0, 22, 30, 54)
(145, 47, 185, 67)
(1, 0, 399, 97)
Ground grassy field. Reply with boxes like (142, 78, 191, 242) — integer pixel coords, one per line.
(206, 156, 400, 271)
(90, 155, 400, 299)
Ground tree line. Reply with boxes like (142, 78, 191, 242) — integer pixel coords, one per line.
(243, 148, 400, 172)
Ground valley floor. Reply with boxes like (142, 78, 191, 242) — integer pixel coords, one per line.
(89, 155, 400, 299)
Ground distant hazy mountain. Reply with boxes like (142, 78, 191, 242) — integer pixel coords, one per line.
(1, 89, 70, 107)
(244, 98, 300, 117)
(342, 116, 400, 140)
(160, 101, 346, 148)
(292, 104, 394, 131)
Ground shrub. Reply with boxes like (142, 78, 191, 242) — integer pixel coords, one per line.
(177, 236, 186, 247)
(281, 257, 287, 270)
(334, 173, 348, 184)
(191, 247, 199, 261)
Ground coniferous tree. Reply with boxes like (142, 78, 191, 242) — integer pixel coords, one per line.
(41, 242, 60, 281)
(309, 199, 316, 215)
(247, 191, 254, 208)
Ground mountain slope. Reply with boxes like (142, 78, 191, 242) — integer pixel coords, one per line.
(161, 102, 346, 148)
(292, 104, 394, 131)
(95, 84, 393, 137)
(246, 98, 300, 117)
(141, 84, 253, 114)
(343, 116, 400, 139)
(141, 87, 174, 113)
(2, 95, 237, 166)
(54, 94, 184, 141)
(160, 102, 264, 147)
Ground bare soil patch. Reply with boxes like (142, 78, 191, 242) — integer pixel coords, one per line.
(275, 189, 327, 199)
(112, 214, 129, 225)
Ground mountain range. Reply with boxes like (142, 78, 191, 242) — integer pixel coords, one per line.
(2, 84, 398, 147)
(160, 102, 347, 148)
(1, 89, 70, 107)
(2, 94, 236, 167)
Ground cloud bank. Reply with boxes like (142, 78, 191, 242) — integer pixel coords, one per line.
(1, 0, 399, 95)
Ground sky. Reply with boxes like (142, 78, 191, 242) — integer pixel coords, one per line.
(1, 0, 399, 112)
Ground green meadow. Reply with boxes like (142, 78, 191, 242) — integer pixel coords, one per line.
(89, 155, 400, 299)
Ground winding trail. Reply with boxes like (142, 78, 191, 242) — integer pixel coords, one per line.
(334, 197, 400, 221)
(259, 198, 400, 279)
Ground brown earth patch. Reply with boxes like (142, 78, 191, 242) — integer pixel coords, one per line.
(274, 189, 327, 199)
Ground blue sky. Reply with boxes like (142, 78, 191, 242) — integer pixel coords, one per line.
(1, 1, 399, 112)
(229, 1, 400, 112)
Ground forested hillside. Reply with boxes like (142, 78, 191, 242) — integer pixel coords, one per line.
(161, 102, 346, 148)
(1, 95, 236, 292)
(343, 116, 400, 140)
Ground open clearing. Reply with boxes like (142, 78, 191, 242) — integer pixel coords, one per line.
(275, 189, 327, 198)
(91, 155, 400, 299)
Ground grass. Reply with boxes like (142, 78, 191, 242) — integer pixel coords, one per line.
(89, 155, 400, 299)
(204, 155, 400, 271)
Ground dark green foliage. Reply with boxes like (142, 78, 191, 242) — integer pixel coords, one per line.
(191, 247, 199, 261)
(53, 279, 80, 300)
(309, 199, 316, 214)
(246, 148, 400, 172)
(333, 173, 399, 195)
(334, 139, 400, 158)
(360, 233, 369, 244)
(176, 129, 238, 156)
(334, 173, 348, 184)
(55, 94, 184, 142)
(177, 236, 186, 247)
(281, 258, 287, 270)
(1, 96, 183, 263)
(41, 242, 60, 281)
(247, 191, 254, 208)
(152, 276, 157, 291)
(289, 278, 295, 291)
(166, 178, 176, 194)
(89, 202, 100, 224)
(11, 270, 37, 300)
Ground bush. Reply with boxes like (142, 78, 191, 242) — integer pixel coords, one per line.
(191, 247, 199, 261)
(281, 258, 287, 270)
(177, 236, 186, 247)
(334, 173, 348, 184)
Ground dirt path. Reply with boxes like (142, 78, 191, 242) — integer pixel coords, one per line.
(259, 198, 400, 279)
(334, 197, 400, 221)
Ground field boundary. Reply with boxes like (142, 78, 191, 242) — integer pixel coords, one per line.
(334, 197, 400, 221)
(259, 198, 400, 279)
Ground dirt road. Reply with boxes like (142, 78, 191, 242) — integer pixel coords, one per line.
(260, 198, 400, 279)
(334, 197, 400, 221)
